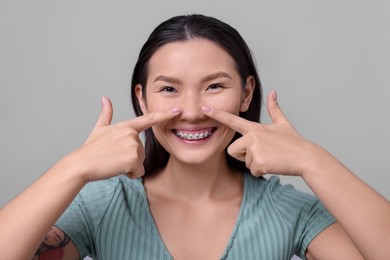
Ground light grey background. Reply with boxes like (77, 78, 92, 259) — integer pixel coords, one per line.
(1, 1, 389, 259)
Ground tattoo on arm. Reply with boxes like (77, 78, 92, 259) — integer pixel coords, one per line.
(34, 226, 71, 258)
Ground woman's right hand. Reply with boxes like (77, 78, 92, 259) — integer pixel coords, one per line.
(69, 96, 180, 182)
(0, 96, 182, 260)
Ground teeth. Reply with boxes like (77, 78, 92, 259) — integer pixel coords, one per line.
(175, 130, 212, 140)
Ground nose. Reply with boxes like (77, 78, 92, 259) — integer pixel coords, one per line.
(179, 95, 204, 122)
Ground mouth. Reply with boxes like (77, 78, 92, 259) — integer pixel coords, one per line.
(172, 127, 217, 141)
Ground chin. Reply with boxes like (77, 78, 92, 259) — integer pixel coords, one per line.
(167, 148, 225, 166)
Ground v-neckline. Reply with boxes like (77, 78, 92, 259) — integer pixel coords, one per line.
(138, 173, 248, 259)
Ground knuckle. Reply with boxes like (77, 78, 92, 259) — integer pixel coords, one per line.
(227, 145, 237, 156)
(250, 166, 264, 177)
(126, 172, 135, 179)
(252, 157, 264, 168)
(124, 166, 137, 177)
(246, 131, 258, 139)
(245, 160, 251, 169)
(248, 144, 261, 156)
(125, 164, 145, 179)
(117, 123, 138, 134)
(123, 125, 138, 135)
(126, 152, 140, 165)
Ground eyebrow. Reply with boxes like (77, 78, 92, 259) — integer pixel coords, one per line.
(153, 75, 181, 84)
(153, 71, 232, 85)
(200, 71, 232, 84)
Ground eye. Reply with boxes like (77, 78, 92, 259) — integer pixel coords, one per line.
(160, 86, 177, 93)
(206, 84, 224, 91)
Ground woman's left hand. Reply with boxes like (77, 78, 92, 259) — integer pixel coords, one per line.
(203, 91, 321, 177)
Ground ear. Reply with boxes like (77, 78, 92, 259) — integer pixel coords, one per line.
(240, 76, 255, 112)
(135, 84, 148, 114)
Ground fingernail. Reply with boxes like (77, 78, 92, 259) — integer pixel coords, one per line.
(272, 91, 277, 101)
(101, 96, 108, 106)
(171, 107, 182, 114)
(202, 106, 212, 113)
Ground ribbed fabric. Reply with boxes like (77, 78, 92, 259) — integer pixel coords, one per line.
(56, 174, 335, 260)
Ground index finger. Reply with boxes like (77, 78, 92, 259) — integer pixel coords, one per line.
(202, 107, 253, 134)
(128, 109, 181, 133)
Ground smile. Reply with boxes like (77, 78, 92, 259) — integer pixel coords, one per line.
(173, 128, 216, 141)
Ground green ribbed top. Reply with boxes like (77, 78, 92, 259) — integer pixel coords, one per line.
(56, 174, 335, 260)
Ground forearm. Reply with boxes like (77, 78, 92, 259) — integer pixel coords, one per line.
(0, 153, 87, 260)
(302, 145, 390, 260)
(0, 96, 153, 259)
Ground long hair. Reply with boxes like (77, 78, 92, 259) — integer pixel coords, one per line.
(131, 14, 262, 175)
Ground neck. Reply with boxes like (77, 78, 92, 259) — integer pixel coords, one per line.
(146, 153, 243, 201)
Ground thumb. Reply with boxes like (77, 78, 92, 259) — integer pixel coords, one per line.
(267, 91, 287, 124)
(94, 96, 113, 129)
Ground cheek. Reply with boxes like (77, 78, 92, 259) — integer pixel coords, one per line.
(209, 96, 242, 115)
(150, 124, 173, 151)
(151, 122, 172, 139)
(145, 89, 243, 114)
(143, 97, 174, 113)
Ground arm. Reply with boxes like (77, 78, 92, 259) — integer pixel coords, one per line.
(32, 226, 79, 260)
(0, 155, 86, 260)
(0, 97, 113, 259)
(203, 91, 390, 259)
(303, 143, 390, 260)
(0, 97, 180, 259)
(306, 223, 364, 260)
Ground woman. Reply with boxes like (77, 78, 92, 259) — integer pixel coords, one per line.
(1, 14, 390, 260)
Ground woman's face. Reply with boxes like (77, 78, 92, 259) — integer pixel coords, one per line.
(136, 39, 254, 165)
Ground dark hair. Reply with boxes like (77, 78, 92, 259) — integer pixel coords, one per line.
(131, 14, 262, 175)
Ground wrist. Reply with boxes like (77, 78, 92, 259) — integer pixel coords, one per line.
(300, 143, 340, 181)
(52, 150, 91, 186)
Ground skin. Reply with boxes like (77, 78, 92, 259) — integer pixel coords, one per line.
(202, 93, 390, 259)
(136, 40, 253, 167)
(136, 39, 254, 259)
(1, 38, 390, 259)
(0, 98, 181, 259)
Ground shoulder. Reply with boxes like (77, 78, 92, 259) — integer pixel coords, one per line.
(244, 174, 318, 207)
(243, 174, 335, 234)
(243, 174, 336, 257)
(55, 176, 145, 257)
(75, 175, 143, 204)
(57, 176, 145, 231)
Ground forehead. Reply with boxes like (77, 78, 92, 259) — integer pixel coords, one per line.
(147, 39, 238, 80)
